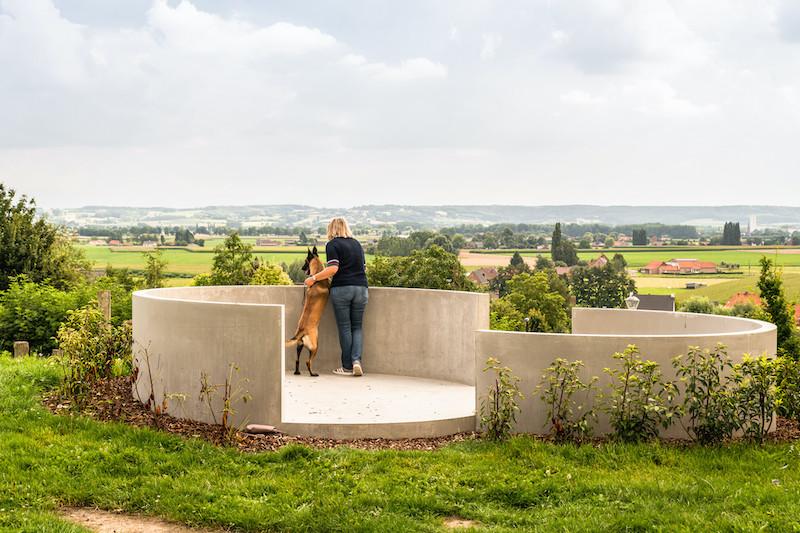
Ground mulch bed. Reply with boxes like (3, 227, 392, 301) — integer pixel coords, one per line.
(43, 376, 800, 452)
(42, 376, 477, 452)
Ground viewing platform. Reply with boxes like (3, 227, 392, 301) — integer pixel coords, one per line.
(132, 285, 776, 439)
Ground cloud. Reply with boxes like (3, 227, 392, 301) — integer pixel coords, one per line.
(480, 33, 502, 60)
(346, 56, 448, 81)
(560, 90, 606, 106)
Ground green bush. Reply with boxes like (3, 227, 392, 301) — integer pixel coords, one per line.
(536, 358, 597, 443)
(732, 354, 778, 443)
(602, 345, 677, 442)
(672, 345, 739, 444)
(56, 305, 132, 409)
(250, 263, 292, 286)
(480, 357, 524, 441)
(776, 356, 800, 421)
(0, 276, 92, 353)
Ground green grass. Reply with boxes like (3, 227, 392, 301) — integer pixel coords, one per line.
(635, 273, 800, 305)
(79, 246, 375, 276)
(2, 356, 800, 531)
(482, 247, 800, 269)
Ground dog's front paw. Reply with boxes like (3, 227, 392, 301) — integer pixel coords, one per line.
(309, 372, 319, 377)
(293, 370, 301, 375)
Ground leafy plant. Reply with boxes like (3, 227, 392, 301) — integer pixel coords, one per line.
(56, 305, 132, 409)
(775, 356, 800, 422)
(732, 354, 778, 443)
(672, 345, 739, 445)
(250, 263, 292, 286)
(602, 345, 677, 442)
(757, 257, 800, 357)
(536, 358, 597, 443)
(480, 357, 524, 441)
(199, 363, 252, 441)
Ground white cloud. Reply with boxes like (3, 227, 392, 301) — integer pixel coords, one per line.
(622, 79, 717, 117)
(348, 57, 448, 81)
(1, 0, 800, 207)
(560, 90, 606, 106)
(480, 32, 502, 60)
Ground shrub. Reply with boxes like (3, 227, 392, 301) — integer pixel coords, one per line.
(536, 358, 597, 443)
(602, 345, 677, 442)
(56, 305, 133, 409)
(250, 263, 292, 286)
(480, 357, 524, 441)
(680, 296, 717, 315)
(776, 356, 800, 421)
(732, 354, 778, 443)
(672, 345, 739, 444)
(0, 276, 91, 353)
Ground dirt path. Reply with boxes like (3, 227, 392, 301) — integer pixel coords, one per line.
(61, 508, 224, 533)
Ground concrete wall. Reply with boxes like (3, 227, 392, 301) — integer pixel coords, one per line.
(132, 289, 285, 428)
(133, 285, 489, 431)
(476, 307, 777, 437)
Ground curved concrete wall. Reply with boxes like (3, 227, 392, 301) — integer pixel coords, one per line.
(133, 285, 489, 436)
(476, 307, 777, 437)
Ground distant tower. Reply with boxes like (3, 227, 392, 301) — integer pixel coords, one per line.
(748, 215, 757, 234)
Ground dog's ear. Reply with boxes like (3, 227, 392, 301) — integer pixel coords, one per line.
(312, 246, 318, 256)
(306, 247, 312, 259)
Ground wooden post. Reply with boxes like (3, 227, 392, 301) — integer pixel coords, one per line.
(13, 341, 29, 358)
(98, 290, 112, 322)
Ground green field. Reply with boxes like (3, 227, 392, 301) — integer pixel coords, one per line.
(485, 247, 800, 270)
(3, 355, 800, 531)
(79, 246, 374, 276)
(634, 273, 800, 305)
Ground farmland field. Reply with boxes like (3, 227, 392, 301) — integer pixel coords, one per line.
(78, 246, 373, 276)
(476, 247, 800, 269)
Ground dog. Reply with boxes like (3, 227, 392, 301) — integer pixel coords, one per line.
(285, 247, 330, 376)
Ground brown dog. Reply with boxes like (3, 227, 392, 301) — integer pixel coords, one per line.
(286, 247, 330, 376)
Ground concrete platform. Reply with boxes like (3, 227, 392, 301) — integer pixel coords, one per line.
(280, 372, 476, 439)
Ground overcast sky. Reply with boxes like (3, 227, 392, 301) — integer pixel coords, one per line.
(1, 0, 799, 208)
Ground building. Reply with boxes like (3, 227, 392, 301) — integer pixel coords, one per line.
(725, 291, 761, 308)
(639, 258, 717, 275)
(108, 239, 122, 246)
(468, 267, 498, 286)
(636, 294, 675, 312)
(587, 254, 609, 269)
(256, 238, 282, 247)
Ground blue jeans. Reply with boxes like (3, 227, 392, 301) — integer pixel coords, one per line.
(330, 285, 369, 371)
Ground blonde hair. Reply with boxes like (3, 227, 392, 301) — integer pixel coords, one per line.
(327, 217, 354, 240)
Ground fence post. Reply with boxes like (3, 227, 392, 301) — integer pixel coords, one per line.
(13, 341, 29, 358)
(98, 290, 112, 322)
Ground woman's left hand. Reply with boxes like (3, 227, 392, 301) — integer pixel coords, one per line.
(304, 276, 316, 287)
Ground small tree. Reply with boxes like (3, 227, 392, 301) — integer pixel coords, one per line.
(209, 233, 255, 285)
(757, 257, 800, 356)
(143, 249, 168, 289)
(570, 264, 635, 309)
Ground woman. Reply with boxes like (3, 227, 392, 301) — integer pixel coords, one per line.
(304, 217, 368, 376)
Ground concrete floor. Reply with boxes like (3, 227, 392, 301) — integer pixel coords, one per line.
(282, 372, 476, 425)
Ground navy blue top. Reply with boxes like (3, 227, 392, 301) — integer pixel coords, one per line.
(325, 237, 368, 288)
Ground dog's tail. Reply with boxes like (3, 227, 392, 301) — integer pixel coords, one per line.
(285, 331, 303, 347)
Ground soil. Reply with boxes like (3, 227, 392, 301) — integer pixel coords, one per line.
(42, 376, 477, 452)
(43, 376, 800, 451)
(61, 507, 226, 532)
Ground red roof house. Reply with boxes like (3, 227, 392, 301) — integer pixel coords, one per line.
(725, 291, 762, 308)
(639, 258, 717, 275)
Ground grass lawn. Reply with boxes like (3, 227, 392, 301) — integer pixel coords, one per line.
(79, 246, 375, 276)
(2, 355, 800, 531)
